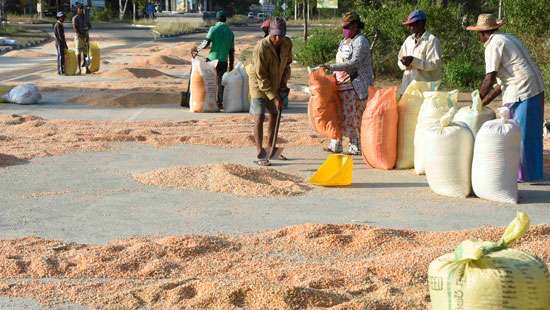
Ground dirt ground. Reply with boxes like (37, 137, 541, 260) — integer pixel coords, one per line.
(0, 224, 547, 309)
(0, 30, 549, 309)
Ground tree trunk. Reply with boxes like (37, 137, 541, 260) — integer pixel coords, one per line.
(119, 0, 129, 20)
(294, 0, 297, 20)
(303, 0, 308, 41)
(132, 0, 135, 24)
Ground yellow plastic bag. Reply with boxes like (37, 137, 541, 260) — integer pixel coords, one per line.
(88, 42, 100, 73)
(429, 212, 550, 310)
(309, 154, 352, 186)
(395, 80, 439, 169)
(64, 49, 77, 76)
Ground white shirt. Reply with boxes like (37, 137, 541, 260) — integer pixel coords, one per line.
(398, 31, 443, 95)
(484, 33, 544, 105)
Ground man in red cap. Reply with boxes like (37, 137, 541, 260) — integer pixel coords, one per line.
(398, 10, 442, 95)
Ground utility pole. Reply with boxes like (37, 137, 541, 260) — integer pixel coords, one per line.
(294, 0, 297, 20)
(303, 0, 308, 41)
(498, 0, 503, 19)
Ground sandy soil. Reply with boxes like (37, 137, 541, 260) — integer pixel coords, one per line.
(0, 114, 323, 165)
(0, 223, 547, 309)
(134, 163, 311, 197)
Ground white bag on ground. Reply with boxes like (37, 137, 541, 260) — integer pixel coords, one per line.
(429, 212, 550, 310)
(2, 84, 41, 105)
(221, 63, 250, 113)
(190, 58, 219, 113)
(472, 107, 520, 204)
(453, 90, 496, 137)
(425, 107, 474, 198)
(395, 80, 439, 169)
(414, 90, 458, 175)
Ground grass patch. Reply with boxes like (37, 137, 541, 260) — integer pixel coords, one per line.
(228, 15, 248, 26)
(7, 14, 55, 24)
(0, 24, 20, 36)
(153, 19, 205, 37)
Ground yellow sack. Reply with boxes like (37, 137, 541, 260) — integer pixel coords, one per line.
(395, 80, 439, 169)
(88, 42, 100, 73)
(64, 49, 77, 76)
(309, 154, 352, 187)
(429, 212, 550, 310)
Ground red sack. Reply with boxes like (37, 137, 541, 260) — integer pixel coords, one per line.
(362, 86, 399, 170)
(307, 69, 342, 139)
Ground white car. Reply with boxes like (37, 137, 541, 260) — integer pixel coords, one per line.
(247, 12, 255, 19)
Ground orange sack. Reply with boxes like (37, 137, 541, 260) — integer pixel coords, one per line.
(361, 86, 398, 170)
(307, 69, 342, 139)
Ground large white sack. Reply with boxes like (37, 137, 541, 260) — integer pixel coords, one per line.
(425, 107, 474, 198)
(472, 108, 520, 203)
(414, 90, 458, 175)
(3, 84, 41, 105)
(221, 63, 250, 113)
(395, 80, 439, 169)
(190, 58, 219, 113)
(453, 90, 496, 137)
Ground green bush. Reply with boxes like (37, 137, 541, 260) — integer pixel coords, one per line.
(444, 56, 484, 90)
(293, 27, 341, 67)
(154, 20, 205, 37)
(91, 7, 113, 22)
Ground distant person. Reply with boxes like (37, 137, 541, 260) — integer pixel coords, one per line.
(320, 12, 373, 155)
(192, 11, 235, 110)
(248, 17, 292, 166)
(398, 10, 442, 95)
(261, 17, 271, 37)
(53, 12, 68, 75)
(72, 4, 91, 74)
(146, 2, 155, 19)
(467, 14, 545, 182)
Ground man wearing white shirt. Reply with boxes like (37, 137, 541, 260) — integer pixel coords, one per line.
(468, 14, 545, 182)
(398, 10, 442, 95)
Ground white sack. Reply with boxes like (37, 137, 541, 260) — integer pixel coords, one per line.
(221, 63, 250, 113)
(190, 58, 219, 113)
(2, 84, 41, 105)
(472, 107, 521, 203)
(453, 90, 496, 137)
(414, 90, 458, 175)
(425, 107, 474, 198)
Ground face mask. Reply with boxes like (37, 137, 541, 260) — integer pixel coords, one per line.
(343, 28, 353, 39)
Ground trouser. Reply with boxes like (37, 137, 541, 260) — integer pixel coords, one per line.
(338, 88, 365, 143)
(56, 44, 65, 74)
(207, 59, 228, 105)
(509, 92, 545, 182)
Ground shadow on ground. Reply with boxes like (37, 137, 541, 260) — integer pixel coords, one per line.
(0, 154, 29, 167)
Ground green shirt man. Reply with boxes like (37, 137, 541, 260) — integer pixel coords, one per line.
(192, 11, 235, 108)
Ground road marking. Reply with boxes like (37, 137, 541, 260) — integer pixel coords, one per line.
(126, 108, 145, 121)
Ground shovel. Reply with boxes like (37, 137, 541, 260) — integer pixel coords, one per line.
(269, 93, 288, 160)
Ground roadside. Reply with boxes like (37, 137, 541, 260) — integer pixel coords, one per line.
(0, 24, 51, 55)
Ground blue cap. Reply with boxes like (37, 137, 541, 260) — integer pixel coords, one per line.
(56, 11, 65, 18)
(403, 10, 427, 25)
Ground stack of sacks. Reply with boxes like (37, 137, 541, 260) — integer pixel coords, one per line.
(221, 63, 250, 113)
(453, 90, 496, 136)
(424, 107, 474, 198)
(472, 107, 521, 203)
(429, 212, 550, 309)
(307, 68, 342, 139)
(190, 58, 219, 113)
(362, 86, 398, 170)
(414, 90, 458, 175)
(395, 80, 439, 169)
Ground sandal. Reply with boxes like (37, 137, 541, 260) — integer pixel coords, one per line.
(323, 147, 342, 154)
(254, 159, 271, 166)
(279, 154, 288, 160)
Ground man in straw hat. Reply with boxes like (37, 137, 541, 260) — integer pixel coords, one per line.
(248, 17, 292, 166)
(467, 13, 545, 182)
(398, 10, 442, 95)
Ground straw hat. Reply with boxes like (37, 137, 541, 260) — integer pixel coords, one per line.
(466, 14, 504, 31)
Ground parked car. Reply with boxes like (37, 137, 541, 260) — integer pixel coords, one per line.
(257, 13, 267, 21)
(247, 12, 255, 19)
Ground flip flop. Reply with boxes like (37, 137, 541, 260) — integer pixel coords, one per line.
(323, 147, 342, 154)
(279, 154, 288, 160)
(254, 159, 271, 166)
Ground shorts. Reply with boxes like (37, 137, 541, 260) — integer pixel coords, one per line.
(249, 97, 277, 115)
(75, 35, 89, 54)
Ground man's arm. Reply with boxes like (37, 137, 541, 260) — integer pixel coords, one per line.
(229, 48, 235, 71)
(397, 40, 408, 71)
(480, 72, 501, 106)
(409, 37, 442, 72)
